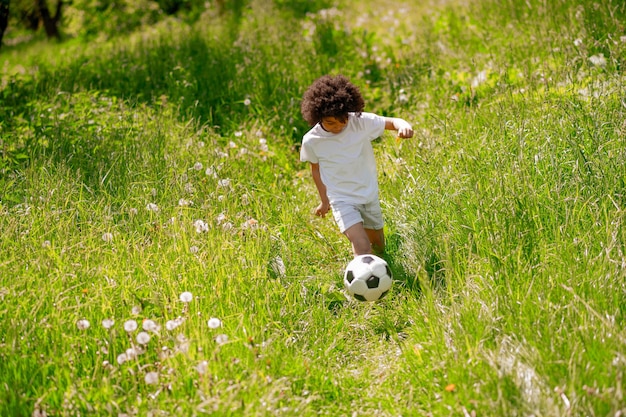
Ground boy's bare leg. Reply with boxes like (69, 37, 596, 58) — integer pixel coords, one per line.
(365, 228, 385, 255)
(344, 223, 373, 255)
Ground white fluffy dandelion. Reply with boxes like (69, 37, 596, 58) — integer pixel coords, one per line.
(146, 203, 159, 212)
(215, 334, 229, 345)
(589, 54, 607, 67)
(207, 317, 222, 329)
(76, 319, 90, 330)
(136, 332, 151, 345)
(102, 318, 115, 329)
(124, 320, 138, 332)
(145, 371, 159, 385)
(193, 162, 203, 170)
(196, 361, 209, 375)
(102, 232, 113, 242)
(180, 291, 193, 303)
(193, 220, 208, 233)
(142, 319, 159, 332)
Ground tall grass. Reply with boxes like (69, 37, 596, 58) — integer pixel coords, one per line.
(1, 0, 625, 415)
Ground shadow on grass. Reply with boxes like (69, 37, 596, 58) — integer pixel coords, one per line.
(383, 232, 447, 297)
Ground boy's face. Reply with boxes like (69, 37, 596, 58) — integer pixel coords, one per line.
(320, 116, 348, 134)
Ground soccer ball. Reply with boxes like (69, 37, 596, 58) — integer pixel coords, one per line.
(343, 254, 393, 302)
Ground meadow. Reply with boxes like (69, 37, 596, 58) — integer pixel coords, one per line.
(1, 0, 625, 415)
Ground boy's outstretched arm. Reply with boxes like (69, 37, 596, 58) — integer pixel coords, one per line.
(310, 163, 330, 217)
(384, 117, 414, 138)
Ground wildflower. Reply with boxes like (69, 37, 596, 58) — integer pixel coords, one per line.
(243, 98, 251, 106)
(207, 317, 222, 329)
(234, 131, 243, 137)
(205, 166, 217, 178)
(102, 232, 113, 242)
(145, 371, 159, 385)
(180, 291, 193, 303)
(124, 320, 138, 332)
(131, 306, 142, 315)
(125, 347, 140, 360)
(190, 245, 199, 254)
(102, 318, 115, 329)
(216, 213, 227, 224)
(117, 353, 128, 365)
(242, 218, 259, 230)
(166, 317, 184, 331)
(194, 219, 209, 233)
(136, 332, 151, 345)
(196, 361, 209, 375)
(589, 54, 607, 67)
(193, 162, 203, 170)
(573, 38, 583, 47)
(146, 203, 159, 212)
(259, 138, 269, 152)
(142, 319, 159, 332)
(76, 319, 90, 330)
(218, 179, 231, 188)
(215, 334, 229, 345)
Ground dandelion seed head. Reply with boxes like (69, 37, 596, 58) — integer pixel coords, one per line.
(234, 131, 243, 137)
(190, 245, 199, 254)
(589, 54, 607, 67)
(215, 334, 229, 345)
(218, 178, 231, 188)
(196, 360, 209, 375)
(180, 291, 193, 303)
(129, 207, 138, 216)
(145, 371, 159, 385)
(146, 203, 159, 212)
(194, 219, 209, 233)
(76, 319, 90, 330)
(193, 162, 203, 170)
(574, 38, 583, 47)
(124, 320, 138, 332)
(131, 306, 142, 315)
(207, 317, 222, 329)
(142, 319, 158, 332)
(243, 98, 251, 106)
(117, 353, 128, 364)
(42, 240, 51, 248)
(125, 347, 140, 360)
(102, 318, 115, 329)
(136, 331, 151, 345)
(102, 232, 113, 242)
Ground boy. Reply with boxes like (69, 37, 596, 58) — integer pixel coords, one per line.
(300, 74, 413, 256)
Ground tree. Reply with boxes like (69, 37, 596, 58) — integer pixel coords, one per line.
(0, 0, 9, 48)
(36, 0, 62, 39)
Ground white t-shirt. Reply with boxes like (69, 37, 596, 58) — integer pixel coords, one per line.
(300, 112, 386, 204)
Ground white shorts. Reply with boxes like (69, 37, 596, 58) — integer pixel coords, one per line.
(331, 200, 384, 233)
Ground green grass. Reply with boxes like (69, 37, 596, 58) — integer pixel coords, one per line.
(1, 0, 625, 415)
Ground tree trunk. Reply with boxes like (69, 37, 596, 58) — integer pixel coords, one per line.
(0, 0, 9, 48)
(36, 0, 62, 40)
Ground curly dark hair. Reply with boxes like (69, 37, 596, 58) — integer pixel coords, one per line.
(300, 75, 365, 126)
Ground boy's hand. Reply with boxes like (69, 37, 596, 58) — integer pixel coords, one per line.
(396, 121, 414, 139)
(315, 202, 330, 217)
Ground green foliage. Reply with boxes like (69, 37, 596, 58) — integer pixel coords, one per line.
(1, 0, 626, 416)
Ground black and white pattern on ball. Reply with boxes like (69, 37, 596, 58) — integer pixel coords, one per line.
(343, 254, 393, 302)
